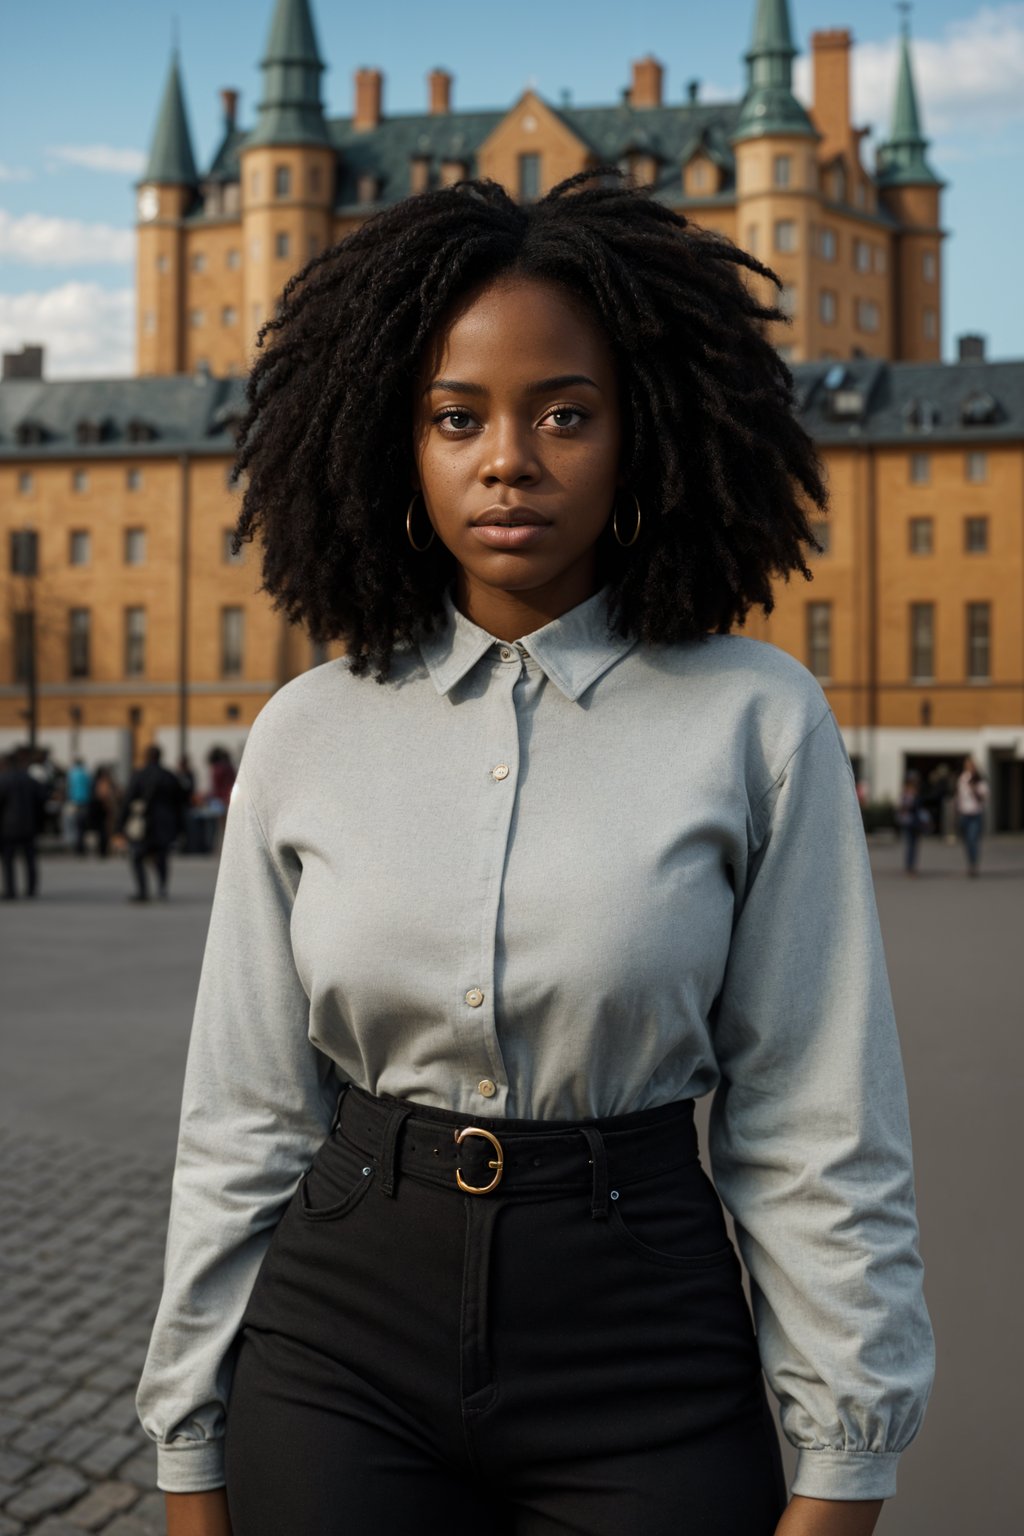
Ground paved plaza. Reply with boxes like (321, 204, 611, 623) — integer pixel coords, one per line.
(1, 835, 1021, 1533)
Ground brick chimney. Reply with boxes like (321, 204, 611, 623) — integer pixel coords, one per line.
(428, 69, 452, 115)
(2, 344, 44, 381)
(354, 68, 383, 131)
(811, 29, 853, 165)
(630, 56, 664, 109)
(220, 88, 239, 129)
(958, 334, 986, 362)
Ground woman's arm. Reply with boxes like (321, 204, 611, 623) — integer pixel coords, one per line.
(166, 1490, 232, 1536)
(776, 1497, 882, 1536)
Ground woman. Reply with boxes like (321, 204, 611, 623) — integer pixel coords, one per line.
(955, 753, 988, 876)
(137, 174, 933, 1536)
(896, 770, 930, 877)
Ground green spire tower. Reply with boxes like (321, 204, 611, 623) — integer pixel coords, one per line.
(877, 14, 940, 186)
(143, 51, 198, 185)
(734, 0, 816, 142)
(247, 0, 329, 148)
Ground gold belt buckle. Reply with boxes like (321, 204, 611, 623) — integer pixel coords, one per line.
(454, 1126, 504, 1195)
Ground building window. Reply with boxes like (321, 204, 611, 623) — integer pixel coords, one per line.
(923, 251, 936, 282)
(909, 517, 933, 555)
(251, 238, 261, 261)
(226, 248, 240, 270)
(157, 254, 169, 273)
(71, 468, 88, 493)
(909, 603, 935, 681)
(965, 450, 987, 483)
(69, 529, 90, 565)
(10, 529, 39, 575)
(874, 246, 887, 274)
(125, 606, 146, 677)
(18, 471, 34, 494)
(274, 165, 291, 198)
(124, 528, 147, 565)
(923, 308, 937, 340)
(774, 219, 797, 254)
(275, 231, 290, 259)
(772, 154, 791, 188)
(13, 611, 35, 684)
(223, 528, 244, 562)
(518, 153, 541, 200)
(806, 602, 832, 680)
(222, 305, 238, 327)
(778, 285, 796, 318)
(221, 606, 245, 677)
(855, 299, 880, 333)
(745, 223, 759, 254)
(828, 164, 846, 202)
(251, 170, 261, 198)
(309, 165, 322, 195)
(144, 309, 156, 334)
(819, 290, 837, 325)
(811, 521, 831, 556)
(818, 226, 837, 261)
(965, 516, 988, 553)
(190, 309, 205, 328)
(126, 467, 142, 491)
(691, 160, 708, 191)
(189, 252, 206, 273)
(909, 451, 930, 484)
(853, 239, 871, 274)
(966, 603, 991, 680)
(69, 607, 90, 679)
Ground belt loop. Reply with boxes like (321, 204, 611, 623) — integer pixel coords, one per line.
(329, 1082, 350, 1136)
(378, 1104, 413, 1198)
(579, 1126, 609, 1220)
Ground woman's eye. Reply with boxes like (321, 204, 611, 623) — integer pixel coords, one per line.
(544, 406, 587, 431)
(436, 409, 474, 432)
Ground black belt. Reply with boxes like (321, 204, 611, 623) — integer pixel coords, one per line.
(332, 1082, 699, 1209)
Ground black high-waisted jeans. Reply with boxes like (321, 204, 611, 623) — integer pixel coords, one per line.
(224, 1084, 786, 1535)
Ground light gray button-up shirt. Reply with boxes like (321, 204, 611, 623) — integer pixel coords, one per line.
(136, 585, 934, 1500)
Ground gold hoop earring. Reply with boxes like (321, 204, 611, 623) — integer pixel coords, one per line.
(406, 492, 435, 552)
(612, 492, 641, 548)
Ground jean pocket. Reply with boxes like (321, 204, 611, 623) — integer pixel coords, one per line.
(604, 1158, 735, 1270)
(298, 1130, 376, 1222)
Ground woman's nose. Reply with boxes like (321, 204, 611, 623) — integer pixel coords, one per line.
(478, 420, 541, 487)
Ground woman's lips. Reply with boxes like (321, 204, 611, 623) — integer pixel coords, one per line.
(469, 524, 552, 549)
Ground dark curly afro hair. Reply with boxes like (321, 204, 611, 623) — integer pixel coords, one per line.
(231, 169, 827, 681)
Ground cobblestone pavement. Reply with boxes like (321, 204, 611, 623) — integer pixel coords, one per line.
(2, 839, 1022, 1532)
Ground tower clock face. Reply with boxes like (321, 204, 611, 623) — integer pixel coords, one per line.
(137, 186, 159, 222)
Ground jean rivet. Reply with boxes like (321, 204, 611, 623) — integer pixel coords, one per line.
(362, 1167, 372, 1177)
(610, 1190, 620, 1200)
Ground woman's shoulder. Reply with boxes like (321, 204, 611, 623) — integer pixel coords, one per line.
(642, 633, 829, 723)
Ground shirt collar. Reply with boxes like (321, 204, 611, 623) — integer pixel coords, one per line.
(418, 585, 636, 703)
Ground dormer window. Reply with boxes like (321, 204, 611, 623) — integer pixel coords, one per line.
(16, 420, 47, 446)
(126, 418, 158, 443)
(518, 153, 541, 200)
(961, 392, 999, 427)
(903, 398, 940, 432)
(74, 418, 111, 445)
(357, 173, 380, 205)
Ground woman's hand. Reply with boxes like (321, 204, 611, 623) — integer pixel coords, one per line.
(165, 1489, 233, 1536)
(775, 1496, 883, 1536)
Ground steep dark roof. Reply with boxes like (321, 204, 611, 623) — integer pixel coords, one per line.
(0, 376, 247, 459)
(144, 53, 199, 186)
(2, 364, 1022, 459)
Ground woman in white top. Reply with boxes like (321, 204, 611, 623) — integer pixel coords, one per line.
(955, 754, 988, 875)
(139, 172, 933, 1536)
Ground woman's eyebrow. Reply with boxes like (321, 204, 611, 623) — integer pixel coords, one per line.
(427, 373, 600, 395)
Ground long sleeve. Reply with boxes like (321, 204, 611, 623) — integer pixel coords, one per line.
(135, 729, 339, 1492)
(709, 708, 935, 1501)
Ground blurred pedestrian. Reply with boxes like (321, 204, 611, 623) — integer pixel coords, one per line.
(896, 770, 930, 876)
(89, 765, 118, 858)
(206, 747, 237, 855)
(66, 756, 93, 856)
(0, 747, 47, 899)
(955, 754, 988, 877)
(116, 744, 186, 901)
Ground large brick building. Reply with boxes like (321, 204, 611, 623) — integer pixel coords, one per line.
(2, 0, 1023, 826)
(136, 0, 944, 377)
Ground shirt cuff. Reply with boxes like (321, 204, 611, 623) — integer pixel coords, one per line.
(156, 1437, 226, 1493)
(792, 1448, 901, 1501)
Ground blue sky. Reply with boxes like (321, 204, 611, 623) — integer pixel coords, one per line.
(2, 0, 1023, 375)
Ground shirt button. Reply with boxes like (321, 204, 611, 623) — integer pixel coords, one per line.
(464, 987, 484, 1008)
(477, 1079, 497, 1099)
(491, 763, 510, 781)
(498, 646, 514, 662)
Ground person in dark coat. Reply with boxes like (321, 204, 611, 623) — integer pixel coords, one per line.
(0, 747, 47, 899)
(117, 744, 186, 902)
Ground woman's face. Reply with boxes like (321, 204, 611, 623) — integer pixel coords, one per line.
(412, 274, 622, 628)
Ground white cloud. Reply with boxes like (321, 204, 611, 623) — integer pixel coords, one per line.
(794, 5, 1024, 143)
(0, 283, 134, 378)
(0, 210, 133, 266)
(0, 163, 33, 183)
(47, 144, 146, 176)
